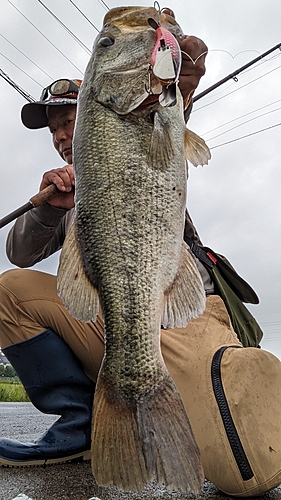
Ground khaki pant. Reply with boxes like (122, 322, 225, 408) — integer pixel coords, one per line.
(3, 269, 280, 496)
(0, 268, 240, 389)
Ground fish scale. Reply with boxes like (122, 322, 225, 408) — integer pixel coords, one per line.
(57, 5, 210, 494)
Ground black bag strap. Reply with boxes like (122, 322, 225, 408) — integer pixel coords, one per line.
(184, 235, 215, 268)
(184, 235, 259, 305)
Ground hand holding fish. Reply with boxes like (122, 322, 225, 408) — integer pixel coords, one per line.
(39, 165, 75, 210)
(178, 35, 208, 103)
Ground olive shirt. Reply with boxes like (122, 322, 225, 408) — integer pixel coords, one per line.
(6, 203, 214, 296)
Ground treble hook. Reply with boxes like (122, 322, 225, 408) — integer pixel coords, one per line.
(145, 65, 153, 94)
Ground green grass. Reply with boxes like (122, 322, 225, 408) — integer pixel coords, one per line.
(0, 380, 30, 402)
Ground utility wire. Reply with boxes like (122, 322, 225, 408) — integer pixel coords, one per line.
(97, 0, 110, 11)
(264, 334, 281, 337)
(68, 0, 100, 31)
(210, 122, 281, 150)
(203, 98, 281, 136)
(194, 64, 281, 113)
(0, 33, 54, 80)
(257, 312, 281, 316)
(207, 105, 281, 142)
(0, 52, 43, 87)
(189, 50, 281, 109)
(194, 42, 281, 103)
(3, 2, 281, 142)
(6, 0, 84, 74)
(37, 0, 91, 54)
(260, 321, 281, 326)
(262, 338, 281, 342)
(0, 68, 35, 102)
(239, 51, 281, 78)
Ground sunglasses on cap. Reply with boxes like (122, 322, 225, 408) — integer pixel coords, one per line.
(40, 79, 82, 102)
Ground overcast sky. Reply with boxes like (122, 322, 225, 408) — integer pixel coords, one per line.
(0, 0, 280, 357)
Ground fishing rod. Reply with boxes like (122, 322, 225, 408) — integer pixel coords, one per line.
(0, 184, 59, 229)
(0, 68, 36, 103)
(193, 41, 281, 102)
(0, 71, 58, 229)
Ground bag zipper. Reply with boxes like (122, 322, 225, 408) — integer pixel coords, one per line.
(211, 346, 254, 481)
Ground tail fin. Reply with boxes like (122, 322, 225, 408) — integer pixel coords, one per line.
(91, 372, 204, 494)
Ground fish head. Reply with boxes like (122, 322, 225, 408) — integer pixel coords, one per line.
(81, 6, 184, 114)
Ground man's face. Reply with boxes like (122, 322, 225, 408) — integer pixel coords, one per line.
(47, 105, 77, 164)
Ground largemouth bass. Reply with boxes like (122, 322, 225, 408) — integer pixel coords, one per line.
(57, 5, 210, 495)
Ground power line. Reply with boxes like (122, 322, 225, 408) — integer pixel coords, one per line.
(3, 1, 281, 141)
(68, 0, 100, 31)
(187, 47, 281, 111)
(254, 311, 281, 316)
(260, 321, 281, 326)
(208, 48, 281, 83)
(0, 33, 54, 80)
(37, 0, 91, 54)
(203, 98, 281, 136)
(193, 41, 281, 103)
(0, 68, 35, 102)
(194, 64, 281, 113)
(262, 338, 281, 342)
(210, 122, 281, 149)
(193, 53, 277, 106)
(6, 0, 84, 74)
(261, 329, 281, 333)
(239, 50, 281, 78)
(262, 332, 281, 338)
(206, 105, 281, 142)
(0, 52, 43, 87)
(96, 0, 110, 11)
(263, 337, 281, 341)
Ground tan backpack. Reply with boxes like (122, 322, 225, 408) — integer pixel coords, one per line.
(164, 296, 281, 497)
(197, 344, 281, 496)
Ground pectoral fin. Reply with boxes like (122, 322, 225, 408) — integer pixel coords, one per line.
(184, 128, 211, 167)
(162, 241, 206, 328)
(148, 111, 175, 170)
(57, 223, 100, 322)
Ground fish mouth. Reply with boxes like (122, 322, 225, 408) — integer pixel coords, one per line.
(139, 94, 160, 107)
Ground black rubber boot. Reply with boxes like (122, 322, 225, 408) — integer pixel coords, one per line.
(0, 329, 95, 466)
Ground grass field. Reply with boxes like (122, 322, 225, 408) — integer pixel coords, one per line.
(0, 380, 29, 402)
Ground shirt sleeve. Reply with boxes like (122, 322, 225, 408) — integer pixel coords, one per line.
(6, 204, 73, 268)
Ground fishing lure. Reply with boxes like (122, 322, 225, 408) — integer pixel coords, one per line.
(148, 16, 182, 106)
(149, 17, 181, 85)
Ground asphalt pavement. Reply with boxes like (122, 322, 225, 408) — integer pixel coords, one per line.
(0, 403, 280, 500)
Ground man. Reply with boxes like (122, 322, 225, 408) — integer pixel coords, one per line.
(0, 29, 210, 467)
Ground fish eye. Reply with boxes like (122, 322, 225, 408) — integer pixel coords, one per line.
(99, 37, 115, 47)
